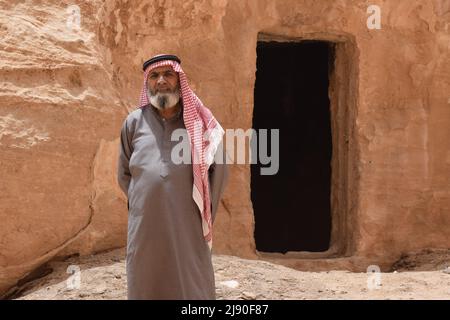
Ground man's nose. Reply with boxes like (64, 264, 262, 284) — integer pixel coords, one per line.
(157, 75, 167, 84)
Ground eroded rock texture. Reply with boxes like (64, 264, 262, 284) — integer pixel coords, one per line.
(1, 0, 449, 297)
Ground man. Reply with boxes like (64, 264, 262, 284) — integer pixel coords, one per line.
(117, 54, 228, 300)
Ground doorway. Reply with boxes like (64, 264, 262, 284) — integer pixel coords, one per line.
(251, 40, 334, 253)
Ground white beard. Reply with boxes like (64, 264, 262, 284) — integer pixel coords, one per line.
(147, 88, 180, 110)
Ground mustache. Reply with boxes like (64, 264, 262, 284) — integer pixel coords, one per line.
(149, 85, 179, 95)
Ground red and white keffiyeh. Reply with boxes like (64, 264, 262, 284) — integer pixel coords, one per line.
(137, 57, 224, 250)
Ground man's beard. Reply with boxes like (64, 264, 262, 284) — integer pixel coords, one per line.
(147, 86, 180, 110)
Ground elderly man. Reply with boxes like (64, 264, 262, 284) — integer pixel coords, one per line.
(117, 54, 228, 300)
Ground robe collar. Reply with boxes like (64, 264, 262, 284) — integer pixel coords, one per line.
(149, 103, 183, 123)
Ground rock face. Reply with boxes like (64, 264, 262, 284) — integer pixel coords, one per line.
(0, 1, 128, 297)
(1, 0, 450, 297)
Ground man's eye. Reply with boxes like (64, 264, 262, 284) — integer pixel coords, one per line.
(150, 74, 158, 79)
(164, 72, 175, 77)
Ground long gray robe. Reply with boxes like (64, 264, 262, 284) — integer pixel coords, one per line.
(117, 104, 228, 300)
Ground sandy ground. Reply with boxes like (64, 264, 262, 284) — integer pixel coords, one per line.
(10, 248, 450, 300)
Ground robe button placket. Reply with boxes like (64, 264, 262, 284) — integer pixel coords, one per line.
(160, 121, 169, 179)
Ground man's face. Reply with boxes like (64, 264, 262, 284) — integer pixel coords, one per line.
(146, 65, 181, 110)
(147, 65, 179, 95)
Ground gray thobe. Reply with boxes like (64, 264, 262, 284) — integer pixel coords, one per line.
(117, 104, 228, 300)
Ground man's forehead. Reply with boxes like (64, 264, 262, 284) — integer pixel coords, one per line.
(149, 65, 176, 73)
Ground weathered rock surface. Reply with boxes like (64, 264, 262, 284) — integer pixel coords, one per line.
(0, 1, 128, 297)
(1, 0, 449, 298)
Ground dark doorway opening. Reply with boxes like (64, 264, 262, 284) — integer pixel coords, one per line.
(251, 40, 333, 253)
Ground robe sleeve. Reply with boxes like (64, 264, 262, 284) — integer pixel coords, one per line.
(117, 116, 134, 198)
(208, 141, 229, 224)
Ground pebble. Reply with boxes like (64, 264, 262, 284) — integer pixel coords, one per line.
(241, 291, 257, 300)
